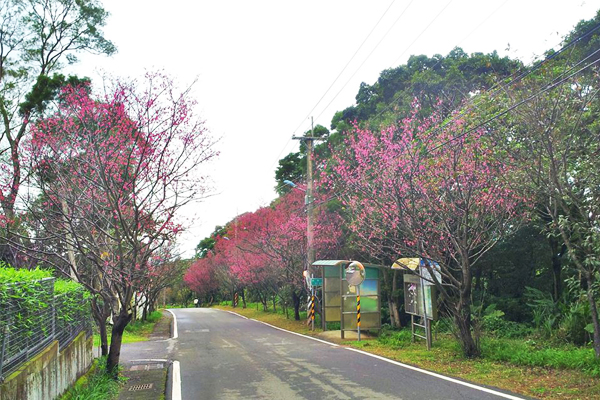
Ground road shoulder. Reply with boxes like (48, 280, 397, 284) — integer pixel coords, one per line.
(118, 310, 174, 400)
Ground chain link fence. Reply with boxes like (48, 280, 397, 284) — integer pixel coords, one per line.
(0, 277, 92, 382)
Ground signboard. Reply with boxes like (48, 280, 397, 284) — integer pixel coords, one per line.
(404, 274, 437, 320)
(310, 278, 323, 286)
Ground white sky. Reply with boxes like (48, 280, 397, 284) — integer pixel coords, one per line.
(66, 0, 600, 258)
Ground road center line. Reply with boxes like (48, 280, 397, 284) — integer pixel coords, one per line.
(345, 347, 524, 400)
(166, 309, 179, 339)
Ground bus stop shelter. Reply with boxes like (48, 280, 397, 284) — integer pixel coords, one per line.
(312, 260, 382, 339)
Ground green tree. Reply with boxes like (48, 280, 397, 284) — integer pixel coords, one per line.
(195, 225, 227, 258)
(274, 124, 329, 194)
(495, 16, 600, 354)
(0, 0, 115, 263)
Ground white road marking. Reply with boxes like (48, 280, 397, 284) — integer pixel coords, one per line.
(224, 310, 249, 319)
(172, 360, 182, 400)
(166, 309, 178, 339)
(345, 347, 525, 400)
(255, 320, 340, 347)
(222, 309, 338, 347)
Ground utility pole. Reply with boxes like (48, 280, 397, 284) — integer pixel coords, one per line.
(293, 117, 325, 330)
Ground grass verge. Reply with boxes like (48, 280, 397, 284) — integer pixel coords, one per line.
(215, 304, 600, 400)
(93, 311, 163, 347)
(60, 357, 124, 400)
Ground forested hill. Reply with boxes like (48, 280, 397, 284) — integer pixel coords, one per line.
(275, 9, 599, 193)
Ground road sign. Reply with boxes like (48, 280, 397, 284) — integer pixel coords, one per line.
(310, 278, 323, 286)
(345, 261, 365, 286)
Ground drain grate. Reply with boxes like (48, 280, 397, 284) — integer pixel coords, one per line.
(128, 383, 153, 391)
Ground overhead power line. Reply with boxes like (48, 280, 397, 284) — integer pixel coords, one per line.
(310, 0, 417, 124)
(429, 52, 600, 153)
(271, 1, 401, 174)
(291, 0, 397, 136)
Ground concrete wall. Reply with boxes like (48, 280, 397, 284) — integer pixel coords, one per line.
(0, 332, 93, 400)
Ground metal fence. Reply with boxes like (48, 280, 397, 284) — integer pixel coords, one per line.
(0, 278, 92, 382)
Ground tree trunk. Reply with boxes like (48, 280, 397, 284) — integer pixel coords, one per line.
(454, 293, 480, 358)
(586, 271, 600, 358)
(291, 290, 301, 321)
(257, 291, 267, 311)
(272, 295, 277, 313)
(98, 318, 109, 356)
(241, 289, 247, 309)
(107, 312, 132, 376)
(389, 271, 401, 328)
(90, 297, 110, 356)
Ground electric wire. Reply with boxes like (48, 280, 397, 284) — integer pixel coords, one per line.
(428, 53, 600, 153)
(390, 0, 455, 67)
(291, 0, 397, 136)
(311, 0, 418, 125)
(271, 1, 398, 173)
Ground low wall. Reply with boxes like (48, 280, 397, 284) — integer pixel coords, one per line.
(0, 331, 92, 400)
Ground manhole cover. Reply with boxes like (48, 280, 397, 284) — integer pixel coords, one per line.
(129, 383, 153, 391)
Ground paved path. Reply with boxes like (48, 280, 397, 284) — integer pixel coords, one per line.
(117, 311, 175, 400)
(171, 308, 527, 400)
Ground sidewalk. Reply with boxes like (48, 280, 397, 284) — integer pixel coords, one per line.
(117, 310, 175, 400)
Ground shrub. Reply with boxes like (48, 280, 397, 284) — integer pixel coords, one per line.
(556, 300, 591, 345)
(0, 265, 90, 363)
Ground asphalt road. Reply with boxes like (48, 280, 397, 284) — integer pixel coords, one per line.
(170, 308, 525, 400)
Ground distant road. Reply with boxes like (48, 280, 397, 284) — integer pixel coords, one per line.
(171, 308, 525, 400)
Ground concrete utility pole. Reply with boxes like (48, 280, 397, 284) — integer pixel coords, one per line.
(293, 117, 325, 330)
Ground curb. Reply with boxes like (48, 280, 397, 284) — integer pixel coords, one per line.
(165, 361, 173, 400)
(166, 309, 178, 339)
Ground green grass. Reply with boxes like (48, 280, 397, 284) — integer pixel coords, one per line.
(93, 311, 163, 347)
(481, 337, 600, 376)
(60, 357, 124, 400)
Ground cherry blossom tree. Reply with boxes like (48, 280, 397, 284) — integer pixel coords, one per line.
(324, 104, 526, 357)
(184, 254, 221, 305)
(29, 73, 217, 373)
(189, 189, 342, 320)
